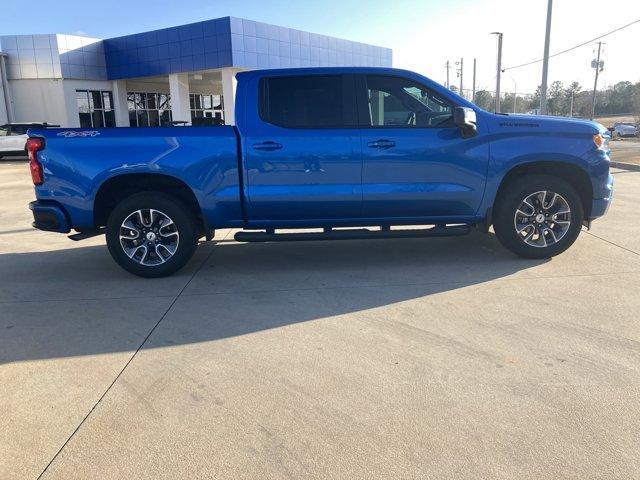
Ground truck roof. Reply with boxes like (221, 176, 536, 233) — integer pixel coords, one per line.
(236, 66, 414, 80)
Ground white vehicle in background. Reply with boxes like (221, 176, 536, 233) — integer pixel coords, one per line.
(612, 122, 639, 138)
(0, 123, 58, 158)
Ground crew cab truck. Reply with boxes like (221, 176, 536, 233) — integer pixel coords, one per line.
(27, 67, 613, 277)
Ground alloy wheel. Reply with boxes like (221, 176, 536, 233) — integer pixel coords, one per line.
(513, 190, 571, 248)
(119, 209, 180, 266)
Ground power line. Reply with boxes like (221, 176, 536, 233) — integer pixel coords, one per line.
(502, 18, 640, 71)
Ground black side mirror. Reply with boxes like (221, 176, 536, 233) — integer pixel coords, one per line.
(453, 107, 477, 138)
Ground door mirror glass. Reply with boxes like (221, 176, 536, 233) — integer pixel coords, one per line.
(453, 107, 477, 138)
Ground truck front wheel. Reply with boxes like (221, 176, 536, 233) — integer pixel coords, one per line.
(493, 174, 584, 259)
(106, 192, 198, 277)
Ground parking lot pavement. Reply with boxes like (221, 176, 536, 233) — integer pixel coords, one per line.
(1, 160, 640, 479)
(610, 139, 640, 166)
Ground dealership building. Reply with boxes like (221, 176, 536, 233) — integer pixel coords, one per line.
(0, 17, 392, 128)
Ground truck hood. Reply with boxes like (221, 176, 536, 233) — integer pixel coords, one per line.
(486, 113, 606, 135)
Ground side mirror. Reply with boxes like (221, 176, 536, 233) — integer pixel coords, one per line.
(453, 107, 477, 138)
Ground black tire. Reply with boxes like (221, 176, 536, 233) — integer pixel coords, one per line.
(106, 192, 198, 277)
(493, 174, 584, 259)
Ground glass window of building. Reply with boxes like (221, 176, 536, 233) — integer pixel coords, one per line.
(189, 94, 224, 125)
(127, 92, 173, 127)
(76, 90, 115, 128)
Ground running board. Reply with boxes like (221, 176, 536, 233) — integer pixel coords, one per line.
(68, 228, 105, 241)
(234, 225, 470, 243)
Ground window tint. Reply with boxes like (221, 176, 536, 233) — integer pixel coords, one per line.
(364, 75, 454, 128)
(260, 75, 356, 128)
(11, 126, 28, 135)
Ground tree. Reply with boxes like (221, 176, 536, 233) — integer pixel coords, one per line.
(565, 82, 581, 116)
(473, 90, 494, 111)
(524, 86, 541, 112)
(548, 81, 565, 115)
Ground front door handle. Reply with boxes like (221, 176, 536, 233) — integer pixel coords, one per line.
(367, 139, 396, 149)
(252, 141, 283, 151)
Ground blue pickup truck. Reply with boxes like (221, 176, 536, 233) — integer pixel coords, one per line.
(27, 67, 613, 277)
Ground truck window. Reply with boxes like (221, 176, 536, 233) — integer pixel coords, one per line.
(0, 126, 8, 136)
(10, 126, 28, 135)
(260, 75, 357, 128)
(363, 75, 454, 128)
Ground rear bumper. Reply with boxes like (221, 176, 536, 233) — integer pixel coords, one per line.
(29, 201, 71, 233)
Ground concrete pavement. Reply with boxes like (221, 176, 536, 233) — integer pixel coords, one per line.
(1, 159, 639, 479)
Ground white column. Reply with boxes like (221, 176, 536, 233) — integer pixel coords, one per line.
(0, 75, 8, 125)
(221, 68, 238, 125)
(169, 73, 191, 125)
(0, 55, 14, 123)
(112, 80, 129, 127)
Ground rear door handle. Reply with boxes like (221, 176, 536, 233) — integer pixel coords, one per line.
(252, 141, 283, 151)
(367, 139, 396, 149)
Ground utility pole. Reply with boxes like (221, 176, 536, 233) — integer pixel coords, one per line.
(445, 60, 451, 89)
(472, 58, 476, 104)
(540, 0, 553, 115)
(456, 58, 464, 99)
(590, 41, 603, 120)
(491, 32, 503, 112)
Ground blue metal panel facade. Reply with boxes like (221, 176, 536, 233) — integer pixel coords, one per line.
(104, 17, 392, 80)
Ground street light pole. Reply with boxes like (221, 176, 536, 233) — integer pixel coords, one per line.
(540, 0, 553, 115)
(491, 32, 503, 113)
(472, 58, 477, 104)
(458, 57, 464, 98)
(445, 60, 450, 89)
(569, 90, 574, 117)
(590, 41, 603, 120)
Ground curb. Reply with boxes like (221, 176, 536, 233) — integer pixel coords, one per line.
(611, 161, 640, 172)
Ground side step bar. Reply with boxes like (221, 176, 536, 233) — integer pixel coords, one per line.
(68, 228, 105, 241)
(234, 225, 470, 243)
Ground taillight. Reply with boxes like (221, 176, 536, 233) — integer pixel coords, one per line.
(27, 137, 44, 185)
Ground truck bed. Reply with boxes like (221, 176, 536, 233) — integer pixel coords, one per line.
(29, 126, 243, 230)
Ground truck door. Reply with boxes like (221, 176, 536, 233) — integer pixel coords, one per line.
(242, 74, 362, 223)
(357, 74, 488, 219)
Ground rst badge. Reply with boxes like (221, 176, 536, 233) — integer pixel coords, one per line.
(56, 130, 101, 138)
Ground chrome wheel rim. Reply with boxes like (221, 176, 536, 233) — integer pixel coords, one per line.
(119, 209, 179, 266)
(513, 190, 571, 248)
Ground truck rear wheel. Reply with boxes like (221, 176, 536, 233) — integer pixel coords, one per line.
(106, 192, 198, 277)
(493, 174, 584, 259)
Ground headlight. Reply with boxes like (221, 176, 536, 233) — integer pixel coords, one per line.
(593, 133, 609, 151)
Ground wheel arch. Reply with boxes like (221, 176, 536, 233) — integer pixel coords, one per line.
(94, 173, 205, 234)
(492, 161, 593, 223)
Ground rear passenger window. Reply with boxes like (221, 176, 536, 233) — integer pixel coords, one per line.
(11, 126, 28, 135)
(260, 75, 357, 128)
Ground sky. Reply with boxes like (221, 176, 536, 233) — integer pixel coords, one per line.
(1, 0, 639, 94)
